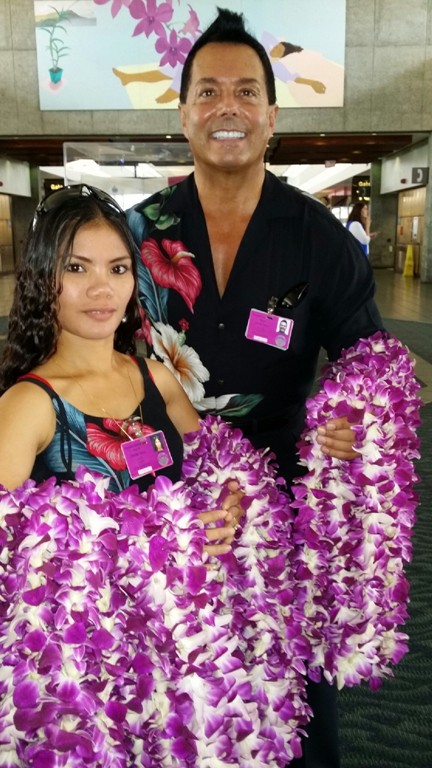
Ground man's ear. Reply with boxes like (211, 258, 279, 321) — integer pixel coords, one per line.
(178, 103, 189, 140)
(269, 103, 279, 133)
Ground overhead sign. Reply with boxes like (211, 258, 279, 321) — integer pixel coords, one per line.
(351, 174, 371, 202)
(411, 167, 429, 185)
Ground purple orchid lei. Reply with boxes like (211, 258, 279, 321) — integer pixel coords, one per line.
(0, 332, 420, 766)
(291, 331, 422, 691)
(0, 433, 309, 766)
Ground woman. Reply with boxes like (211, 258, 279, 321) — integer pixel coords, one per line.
(346, 202, 376, 256)
(0, 184, 238, 555)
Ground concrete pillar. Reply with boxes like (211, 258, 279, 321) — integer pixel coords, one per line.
(369, 161, 398, 270)
(420, 133, 432, 283)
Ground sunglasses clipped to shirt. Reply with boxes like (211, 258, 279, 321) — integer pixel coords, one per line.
(32, 184, 125, 229)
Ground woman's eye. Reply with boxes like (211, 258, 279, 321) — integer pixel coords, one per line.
(112, 264, 130, 275)
(65, 263, 83, 273)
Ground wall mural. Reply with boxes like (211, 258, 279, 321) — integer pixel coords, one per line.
(34, 0, 346, 111)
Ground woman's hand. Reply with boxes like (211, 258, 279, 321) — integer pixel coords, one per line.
(316, 417, 359, 460)
(220, 480, 244, 535)
(199, 509, 236, 556)
(198, 481, 245, 557)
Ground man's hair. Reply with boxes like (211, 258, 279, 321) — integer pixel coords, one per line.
(179, 7, 276, 104)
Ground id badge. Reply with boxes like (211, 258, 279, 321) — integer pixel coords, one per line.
(121, 430, 173, 479)
(245, 309, 293, 350)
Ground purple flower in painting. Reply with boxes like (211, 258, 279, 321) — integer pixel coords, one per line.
(155, 27, 193, 68)
(128, 0, 173, 38)
(93, 0, 132, 18)
(179, 4, 201, 38)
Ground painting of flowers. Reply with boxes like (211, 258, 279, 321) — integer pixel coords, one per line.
(34, 0, 346, 110)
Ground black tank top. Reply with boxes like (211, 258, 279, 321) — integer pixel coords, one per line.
(19, 357, 183, 493)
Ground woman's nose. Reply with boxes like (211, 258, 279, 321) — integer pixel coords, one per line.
(87, 273, 114, 296)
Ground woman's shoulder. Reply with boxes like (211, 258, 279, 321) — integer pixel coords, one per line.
(0, 374, 57, 413)
(0, 375, 56, 446)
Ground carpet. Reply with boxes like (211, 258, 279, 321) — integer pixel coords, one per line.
(338, 403, 432, 768)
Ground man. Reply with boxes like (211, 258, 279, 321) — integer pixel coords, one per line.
(127, 9, 384, 767)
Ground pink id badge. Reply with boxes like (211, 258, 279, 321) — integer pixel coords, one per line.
(121, 430, 173, 479)
(245, 309, 294, 350)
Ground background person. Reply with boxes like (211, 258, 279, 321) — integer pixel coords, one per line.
(127, 8, 386, 767)
(346, 201, 377, 257)
(0, 184, 239, 557)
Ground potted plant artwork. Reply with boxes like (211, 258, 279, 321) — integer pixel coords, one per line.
(37, 7, 74, 84)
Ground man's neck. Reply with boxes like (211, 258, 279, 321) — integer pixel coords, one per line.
(194, 164, 266, 215)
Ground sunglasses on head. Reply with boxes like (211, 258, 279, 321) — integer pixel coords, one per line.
(33, 184, 125, 228)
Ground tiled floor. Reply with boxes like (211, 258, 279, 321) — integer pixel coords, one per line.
(374, 268, 432, 323)
(0, 267, 431, 399)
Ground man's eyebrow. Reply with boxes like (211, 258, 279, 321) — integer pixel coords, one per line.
(195, 77, 261, 87)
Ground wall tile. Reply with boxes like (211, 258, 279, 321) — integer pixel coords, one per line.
(10, 0, 36, 50)
(42, 112, 71, 134)
(92, 112, 120, 134)
(0, 0, 12, 50)
(345, 0, 375, 47)
(371, 46, 425, 125)
(375, 0, 428, 45)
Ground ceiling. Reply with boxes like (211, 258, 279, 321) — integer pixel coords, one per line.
(0, 132, 416, 169)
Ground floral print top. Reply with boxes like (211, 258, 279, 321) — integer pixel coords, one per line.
(127, 172, 384, 483)
(20, 358, 183, 493)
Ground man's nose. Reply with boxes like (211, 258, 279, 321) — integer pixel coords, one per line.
(217, 89, 238, 115)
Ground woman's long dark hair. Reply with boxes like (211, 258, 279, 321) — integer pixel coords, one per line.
(347, 202, 367, 225)
(0, 192, 141, 394)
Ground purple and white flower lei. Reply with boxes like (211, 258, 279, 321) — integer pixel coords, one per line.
(0, 332, 421, 766)
(291, 331, 422, 690)
(0, 431, 309, 767)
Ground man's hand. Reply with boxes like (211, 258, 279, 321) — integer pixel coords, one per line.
(316, 416, 358, 460)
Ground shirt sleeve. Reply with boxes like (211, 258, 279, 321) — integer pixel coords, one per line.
(312, 218, 384, 361)
(347, 221, 370, 245)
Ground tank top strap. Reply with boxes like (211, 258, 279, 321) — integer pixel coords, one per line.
(16, 373, 73, 477)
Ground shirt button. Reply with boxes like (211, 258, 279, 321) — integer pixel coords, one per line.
(217, 378, 225, 386)
(218, 322, 225, 331)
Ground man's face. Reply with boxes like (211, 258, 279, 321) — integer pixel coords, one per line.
(179, 43, 278, 175)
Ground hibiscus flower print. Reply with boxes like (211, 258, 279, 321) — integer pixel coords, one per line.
(140, 238, 202, 313)
(87, 418, 154, 470)
(135, 305, 153, 346)
(151, 321, 209, 406)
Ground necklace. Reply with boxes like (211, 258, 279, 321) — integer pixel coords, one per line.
(100, 365, 146, 441)
(59, 358, 146, 442)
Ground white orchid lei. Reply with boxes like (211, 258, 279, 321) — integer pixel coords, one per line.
(0, 332, 421, 766)
(291, 331, 422, 690)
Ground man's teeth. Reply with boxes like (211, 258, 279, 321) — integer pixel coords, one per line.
(212, 130, 245, 139)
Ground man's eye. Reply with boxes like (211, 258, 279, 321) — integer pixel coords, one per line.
(199, 88, 215, 97)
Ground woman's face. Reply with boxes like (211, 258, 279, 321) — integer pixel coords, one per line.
(57, 220, 135, 342)
(361, 205, 368, 219)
